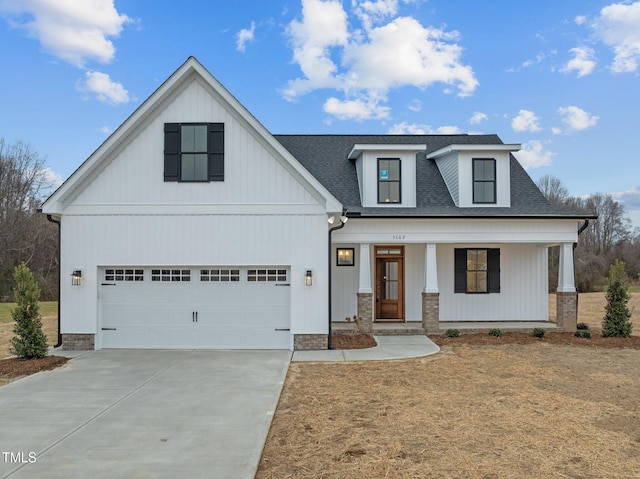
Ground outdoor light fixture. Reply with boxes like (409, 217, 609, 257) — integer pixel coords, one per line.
(337, 248, 354, 266)
(71, 269, 83, 286)
(305, 269, 313, 286)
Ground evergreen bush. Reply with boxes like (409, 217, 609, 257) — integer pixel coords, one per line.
(602, 261, 633, 338)
(488, 329, 503, 337)
(532, 328, 545, 338)
(445, 329, 460, 338)
(10, 263, 48, 359)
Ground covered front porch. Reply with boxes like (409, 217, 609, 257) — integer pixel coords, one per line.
(331, 234, 579, 334)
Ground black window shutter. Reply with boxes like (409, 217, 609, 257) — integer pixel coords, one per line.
(454, 249, 466, 293)
(164, 123, 180, 181)
(487, 248, 501, 293)
(208, 123, 224, 181)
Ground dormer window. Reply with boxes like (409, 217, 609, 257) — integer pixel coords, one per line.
(378, 158, 401, 203)
(472, 158, 496, 204)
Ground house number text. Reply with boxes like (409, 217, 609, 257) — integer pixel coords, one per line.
(392, 234, 406, 240)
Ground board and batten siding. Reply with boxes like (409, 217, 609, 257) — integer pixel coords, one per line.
(60, 213, 329, 341)
(438, 244, 548, 321)
(67, 75, 322, 209)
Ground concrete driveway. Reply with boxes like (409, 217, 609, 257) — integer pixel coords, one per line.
(0, 350, 290, 479)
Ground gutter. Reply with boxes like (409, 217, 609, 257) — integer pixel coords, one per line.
(45, 214, 62, 348)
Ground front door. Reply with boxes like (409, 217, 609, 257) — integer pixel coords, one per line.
(375, 247, 404, 321)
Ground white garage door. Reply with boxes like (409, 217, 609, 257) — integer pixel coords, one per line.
(99, 267, 291, 349)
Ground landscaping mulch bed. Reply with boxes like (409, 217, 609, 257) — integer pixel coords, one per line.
(331, 334, 377, 349)
(432, 330, 640, 349)
(0, 356, 69, 379)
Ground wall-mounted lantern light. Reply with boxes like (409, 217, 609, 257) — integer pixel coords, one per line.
(71, 269, 83, 286)
(305, 269, 313, 286)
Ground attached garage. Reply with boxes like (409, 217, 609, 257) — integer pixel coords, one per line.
(99, 266, 291, 349)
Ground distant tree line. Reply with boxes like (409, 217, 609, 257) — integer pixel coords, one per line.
(0, 139, 58, 301)
(537, 174, 640, 292)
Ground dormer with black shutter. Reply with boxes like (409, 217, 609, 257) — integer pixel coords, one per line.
(164, 123, 224, 182)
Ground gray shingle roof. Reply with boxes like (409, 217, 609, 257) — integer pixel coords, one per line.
(274, 134, 589, 219)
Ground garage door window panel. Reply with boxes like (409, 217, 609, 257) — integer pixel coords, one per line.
(105, 268, 144, 282)
(247, 269, 288, 282)
(201, 269, 240, 282)
(151, 269, 191, 282)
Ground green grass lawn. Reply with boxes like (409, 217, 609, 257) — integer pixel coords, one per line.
(0, 302, 57, 323)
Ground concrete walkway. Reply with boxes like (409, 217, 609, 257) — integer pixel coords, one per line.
(292, 335, 439, 362)
(0, 350, 290, 479)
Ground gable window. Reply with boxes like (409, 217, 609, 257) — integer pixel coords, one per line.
(454, 248, 500, 294)
(473, 159, 496, 204)
(164, 123, 224, 182)
(378, 158, 401, 203)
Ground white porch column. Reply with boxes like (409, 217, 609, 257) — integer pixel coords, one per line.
(424, 243, 439, 293)
(358, 243, 372, 293)
(557, 242, 576, 292)
(422, 243, 440, 332)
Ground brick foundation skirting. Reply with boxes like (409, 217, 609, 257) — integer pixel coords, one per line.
(294, 334, 328, 351)
(422, 292, 440, 333)
(61, 334, 95, 350)
(356, 292, 373, 333)
(556, 291, 578, 333)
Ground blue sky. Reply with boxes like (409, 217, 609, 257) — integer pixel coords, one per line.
(1, 0, 639, 226)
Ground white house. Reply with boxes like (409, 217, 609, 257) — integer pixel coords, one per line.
(41, 57, 591, 351)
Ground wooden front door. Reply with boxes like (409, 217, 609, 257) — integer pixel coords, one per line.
(375, 247, 404, 321)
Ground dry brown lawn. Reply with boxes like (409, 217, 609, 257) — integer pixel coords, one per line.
(257, 292, 640, 479)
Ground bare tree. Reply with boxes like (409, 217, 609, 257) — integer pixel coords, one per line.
(0, 139, 58, 300)
(537, 174, 569, 207)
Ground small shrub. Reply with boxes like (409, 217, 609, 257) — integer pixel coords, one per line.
(576, 322, 590, 331)
(532, 328, 545, 338)
(488, 328, 503, 338)
(446, 329, 460, 338)
(10, 263, 48, 360)
(574, 330, 591, 339)
(602, 260, 633, 338)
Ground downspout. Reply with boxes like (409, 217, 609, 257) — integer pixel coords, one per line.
(46, 214, 62, 348)
(328, 213, 348, 350)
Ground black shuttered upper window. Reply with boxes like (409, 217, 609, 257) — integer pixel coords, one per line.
(164, 123, 224, 182)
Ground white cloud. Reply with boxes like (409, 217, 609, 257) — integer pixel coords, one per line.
(388, 122, 462, 134)
(236, 21, 256, 52)
(284, 0, 478, 119)
(353, 0, 399, 30)
(40, 167, 64, 188)
(575, 15, 587, 26)
(470, 111, 488, 124)
(511, 110, 541, 132)
(323, 97, 390, 120)
(0, 0, 130, 67)
(100, 126, 113, 135)
(79, 71, 129, 105)
(557, 105, 599, 132)
(522, 53, 545, 68)
(561, 46, 596, 77)
(612, 186, 640, 209)
(513, 140, 554, 170)
(592, 1, 640, 73)
(283, 0, 349, 99)
(408, 99, 422, 112)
